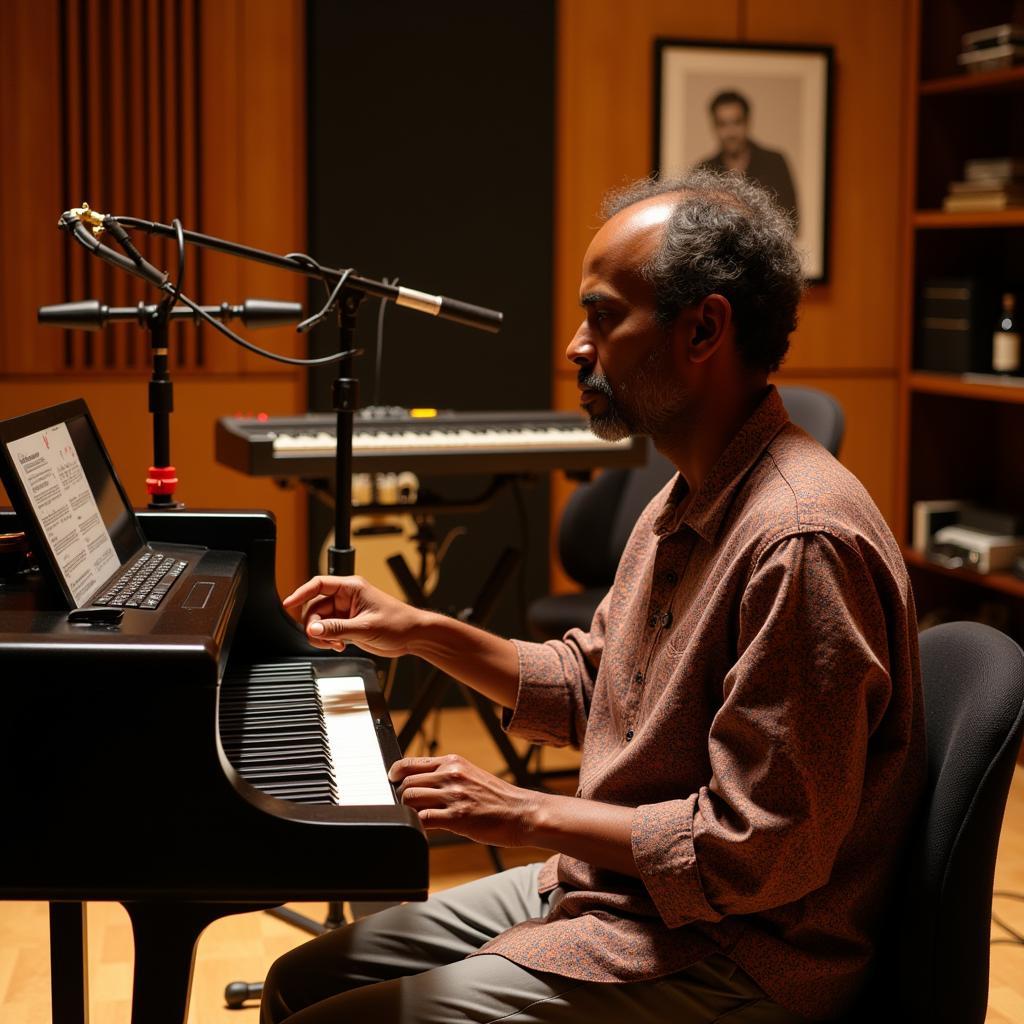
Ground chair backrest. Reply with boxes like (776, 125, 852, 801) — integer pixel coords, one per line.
(557, 385, 845, 587)
(777, 384, 845, 458)
(888, 622, 1024, 1023)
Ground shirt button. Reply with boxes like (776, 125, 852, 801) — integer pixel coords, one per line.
(661, 610, 673, 628)
(648, 612, 659, 628)
(665, 569, 678, 585)
(634, 671, 644, 685)
(625, 729, 634, 742)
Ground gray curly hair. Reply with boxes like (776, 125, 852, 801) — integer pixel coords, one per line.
(601, 169, 804, 374)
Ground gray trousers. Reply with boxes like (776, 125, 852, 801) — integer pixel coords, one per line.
(261, 863, 807, 1024)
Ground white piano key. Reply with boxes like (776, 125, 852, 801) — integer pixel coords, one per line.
(318, 675, 396, 806)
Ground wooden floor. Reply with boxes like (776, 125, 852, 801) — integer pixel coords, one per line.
(2, 708, 1023, 1023)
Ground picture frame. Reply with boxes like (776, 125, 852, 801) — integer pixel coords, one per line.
(653, 38, 833, 284)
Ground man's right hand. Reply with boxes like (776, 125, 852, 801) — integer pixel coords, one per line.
(284, 574, 521, 709)
(282, 575, 428, 657)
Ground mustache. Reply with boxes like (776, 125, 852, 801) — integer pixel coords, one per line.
(578, 370, 615, 399)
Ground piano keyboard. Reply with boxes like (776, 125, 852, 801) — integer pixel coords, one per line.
(272, 423, 629, 455)
(216, 409, 646, 478)
(220, 661, 395, 806)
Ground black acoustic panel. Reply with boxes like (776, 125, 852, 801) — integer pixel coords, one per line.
(306, 1, 557, 708)
(307, 0, 555, 413)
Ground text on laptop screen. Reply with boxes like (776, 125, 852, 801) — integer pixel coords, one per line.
(6, 415, 132, 606)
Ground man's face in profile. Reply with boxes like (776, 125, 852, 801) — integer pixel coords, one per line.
(712, 101, 749, 157)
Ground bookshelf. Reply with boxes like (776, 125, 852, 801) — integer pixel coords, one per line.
(909, 370, 1024, 402)
(899, 0, 1024, 676)
(913, 209, 1024, 227)
(919, 63, 1024, 94)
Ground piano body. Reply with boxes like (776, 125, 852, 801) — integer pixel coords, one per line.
(0, 506, 427, 1024)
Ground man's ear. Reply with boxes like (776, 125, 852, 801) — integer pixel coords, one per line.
(687, 293, 732, 363)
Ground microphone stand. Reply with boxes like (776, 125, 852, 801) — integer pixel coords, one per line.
(59, 208, 501, 576)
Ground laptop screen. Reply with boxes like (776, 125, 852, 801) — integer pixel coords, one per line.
(0, 399, 145, 607)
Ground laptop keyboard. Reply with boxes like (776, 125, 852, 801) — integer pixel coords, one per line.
(93, 553, 188, 610)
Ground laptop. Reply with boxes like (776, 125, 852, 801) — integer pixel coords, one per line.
(0, 398, 203, 617)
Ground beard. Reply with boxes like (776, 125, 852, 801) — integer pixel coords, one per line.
(579, 335, 691, 442)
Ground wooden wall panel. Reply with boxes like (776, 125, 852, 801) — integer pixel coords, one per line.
(1, 0, 309, 591)
(551, 0, 908, 592)
(199, 0, 307, 375)
(0, 1, 64, 375)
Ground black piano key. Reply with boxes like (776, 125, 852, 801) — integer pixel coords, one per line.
(237, 765, 333, 783)
(220, 717, 319, 731)
(255, 781, 335, 798)
(219, 661, 339, 805)
(221, 737, 324, 754)
(230, 754, 333, 773)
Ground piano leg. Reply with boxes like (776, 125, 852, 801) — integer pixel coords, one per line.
(122, 902, 275, 1024)
(49, 901, 89, 1024)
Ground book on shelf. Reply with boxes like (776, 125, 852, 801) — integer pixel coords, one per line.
(948, 177, 1024, 194)
(957, 24, 1024, 72)
(961, 23, 1024, 51)
(957, 41, 1024, 71)
(942, 192, 1024, 212)
(965, 157, 1024, 182)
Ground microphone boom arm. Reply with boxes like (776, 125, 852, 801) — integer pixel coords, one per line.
(111, 214, 503, 333)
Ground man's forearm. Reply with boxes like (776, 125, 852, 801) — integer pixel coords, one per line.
(525, 792, 639, 878)
(409, 611, 521, 709)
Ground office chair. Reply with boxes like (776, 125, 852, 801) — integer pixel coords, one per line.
(527, 385, 845, 641)
(847, 621, 1024, 1023)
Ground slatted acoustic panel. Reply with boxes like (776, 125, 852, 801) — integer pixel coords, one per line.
(549, 0, 907, 592)
(0, 0, 309, 590)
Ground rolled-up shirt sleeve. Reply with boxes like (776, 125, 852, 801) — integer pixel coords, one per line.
(503, 591, 609, 748)
(632, 530, 894, 928)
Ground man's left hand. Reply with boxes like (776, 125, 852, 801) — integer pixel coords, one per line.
(389, 754, 539, 847)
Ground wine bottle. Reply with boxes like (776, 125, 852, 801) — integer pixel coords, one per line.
(992, 292, 1021, 374)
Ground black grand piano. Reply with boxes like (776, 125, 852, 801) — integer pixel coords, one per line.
(0, 505, 428, 1024)
(0, 400, 644, 1024)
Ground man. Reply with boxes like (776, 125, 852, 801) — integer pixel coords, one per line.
(262, 170, 924, 1023)
(697, 90, 799, 228)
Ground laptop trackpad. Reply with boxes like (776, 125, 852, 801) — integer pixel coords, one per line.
(182, 581, 213, 609)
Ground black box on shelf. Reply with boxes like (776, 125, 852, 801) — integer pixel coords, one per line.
(915, 277, 993, 373)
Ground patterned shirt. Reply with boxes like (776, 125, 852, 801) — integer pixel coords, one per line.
(474, 386, 926, 1021)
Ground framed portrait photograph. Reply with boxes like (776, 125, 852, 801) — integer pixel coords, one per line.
(654, 39, 833, 283)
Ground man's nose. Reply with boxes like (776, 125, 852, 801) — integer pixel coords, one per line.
(565, 322, 595, 369)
